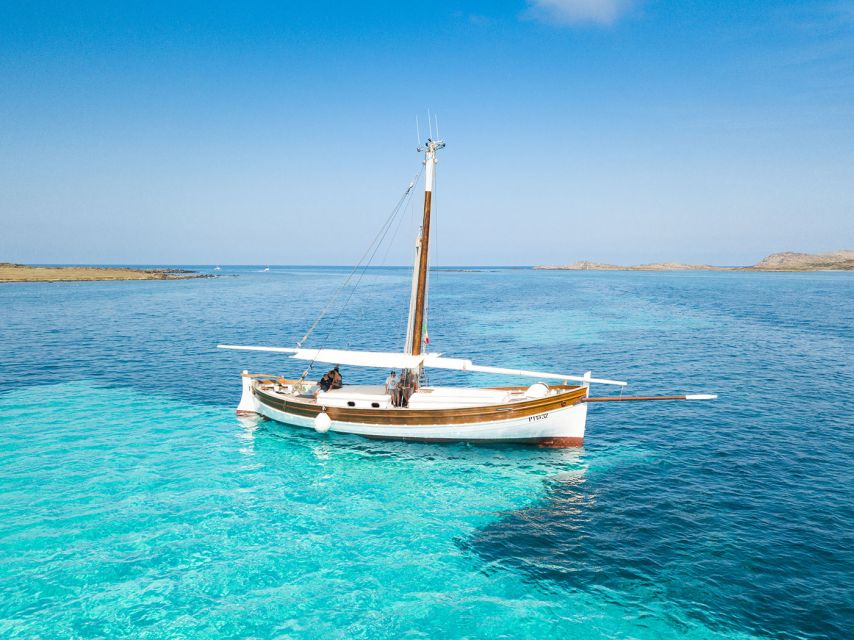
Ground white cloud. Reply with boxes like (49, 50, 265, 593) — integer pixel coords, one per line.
(525, 0, 638, 26)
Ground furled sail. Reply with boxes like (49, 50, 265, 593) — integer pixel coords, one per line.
(217, 345, 627, 386)
(218, 345, 424, 369)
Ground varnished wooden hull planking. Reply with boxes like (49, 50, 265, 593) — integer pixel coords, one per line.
(252, 384, 586, 426)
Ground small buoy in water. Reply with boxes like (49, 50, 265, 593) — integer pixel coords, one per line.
(314, 412, 331, 434)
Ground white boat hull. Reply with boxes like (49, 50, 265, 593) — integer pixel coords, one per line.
(237, 375, 588, 446)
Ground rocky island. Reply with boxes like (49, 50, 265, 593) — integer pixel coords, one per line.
(535, 250, 854, 272)
(0, 263, 208, 283)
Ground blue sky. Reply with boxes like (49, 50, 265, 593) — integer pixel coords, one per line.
(1, 0, 852, 265)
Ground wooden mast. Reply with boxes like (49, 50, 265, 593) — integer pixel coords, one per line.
(409, 138, 444, 357)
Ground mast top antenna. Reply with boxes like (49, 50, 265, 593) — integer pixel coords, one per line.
(417, 110, 445, 153)
(417, 138, 446, 154)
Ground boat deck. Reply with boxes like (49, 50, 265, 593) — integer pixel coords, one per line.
(251, 378, 584, 411)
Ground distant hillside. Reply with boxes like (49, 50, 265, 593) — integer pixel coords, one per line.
(752, 250, 854, 271)
(535, 250, 854, 272)
(535, 261, 731, 271)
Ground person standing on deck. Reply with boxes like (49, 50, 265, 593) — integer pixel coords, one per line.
(395, 378, 408, 408)
(385, 371, 398, 406)
(397, 370, 415, 407)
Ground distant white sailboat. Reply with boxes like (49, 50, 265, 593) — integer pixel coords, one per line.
(220, 136, 715, 446)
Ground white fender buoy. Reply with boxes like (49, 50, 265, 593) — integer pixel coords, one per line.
(314, 411, 331, 434)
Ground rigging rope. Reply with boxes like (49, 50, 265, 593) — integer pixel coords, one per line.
(296, 165, 425, 381)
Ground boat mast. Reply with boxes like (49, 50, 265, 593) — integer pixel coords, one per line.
(406, 137, 445, 357)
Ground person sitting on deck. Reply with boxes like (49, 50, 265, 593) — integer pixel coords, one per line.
(330, 366, 343, 389)
(318, 371, 333, 392)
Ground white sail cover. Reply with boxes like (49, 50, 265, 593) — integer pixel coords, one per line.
(289, 348, 426, 370)
(218, 344, 627, 386)
(217, 345, 424, 370)
(420, 355, 626, 386)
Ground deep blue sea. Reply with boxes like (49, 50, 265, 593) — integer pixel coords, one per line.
(1, 266, 852, 639)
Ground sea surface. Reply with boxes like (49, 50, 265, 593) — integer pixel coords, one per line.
(0, 266, 852, 639)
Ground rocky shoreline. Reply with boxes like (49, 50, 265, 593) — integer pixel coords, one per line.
(535, 251, 854, 272)
(0, 263, 211, 283)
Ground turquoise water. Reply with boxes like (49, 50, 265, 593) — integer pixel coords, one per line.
(1, 267, 852, 638)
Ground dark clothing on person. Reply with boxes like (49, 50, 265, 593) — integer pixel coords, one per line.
(319, 367, 341, 391)
(319, 372, 333, 392)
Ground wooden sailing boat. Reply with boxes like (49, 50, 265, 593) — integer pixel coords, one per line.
(219, 137, 715, 445)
